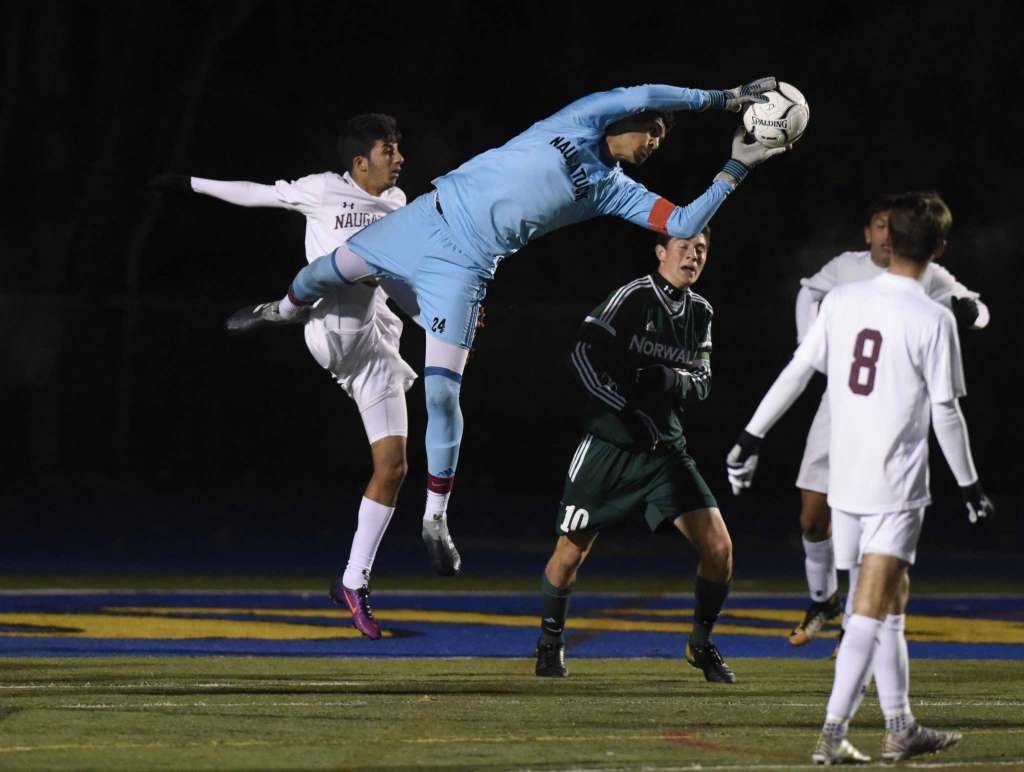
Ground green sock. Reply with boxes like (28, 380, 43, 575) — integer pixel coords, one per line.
(690, 576, 730, 647)
(539, 574, 573, 643)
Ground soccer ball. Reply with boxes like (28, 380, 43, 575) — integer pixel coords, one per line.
(742, 82, 810, 149)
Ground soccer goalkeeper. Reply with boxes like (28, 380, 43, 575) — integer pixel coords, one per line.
(230, 79, 788, 576)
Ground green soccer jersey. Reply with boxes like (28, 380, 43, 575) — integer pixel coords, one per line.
(570, 272, 713, 450)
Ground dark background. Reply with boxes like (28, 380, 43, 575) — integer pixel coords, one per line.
(2, 1, 1020, 579)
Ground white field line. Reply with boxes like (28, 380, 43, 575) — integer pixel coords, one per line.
(0, 680, 366, 690)
(1, 589, 1021, 599)
(57, 701, 369, 709)
(514, 762, 1024, 772)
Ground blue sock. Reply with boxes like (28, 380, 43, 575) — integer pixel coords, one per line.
(423, 369, 463, 477)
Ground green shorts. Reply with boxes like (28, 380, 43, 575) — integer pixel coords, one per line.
(555, 433, 718, 535)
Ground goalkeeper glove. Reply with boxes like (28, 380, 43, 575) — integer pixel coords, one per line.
(706, 76, 777, 113)
(716, 128, 788, 185)
(960, 482, 995, 524)
(726, 430, 762, 495)
(146, 173, 192, 194)
(951, 296, 980, 329)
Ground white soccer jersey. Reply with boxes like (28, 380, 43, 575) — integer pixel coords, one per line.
(797, 250, 985, 342)
(191, 172, 414, 405)
(794, 273, 967, 514)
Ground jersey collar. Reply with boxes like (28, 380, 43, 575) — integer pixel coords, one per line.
(651, 272, 687, 302)
(877, 271, 926, 294)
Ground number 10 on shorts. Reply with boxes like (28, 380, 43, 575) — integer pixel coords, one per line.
(560, 505, 590, 533)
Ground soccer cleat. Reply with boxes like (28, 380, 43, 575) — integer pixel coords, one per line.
(811, 733, 870, 765)
(535, 637, 568, 677)
(422, 513, 461, 576)
(790, 591, 843, 646)
(329, 578, 382, 640)
(225, 300, 308, 334)
(685, 640, 736, 683)
(881, 724, 961, 761)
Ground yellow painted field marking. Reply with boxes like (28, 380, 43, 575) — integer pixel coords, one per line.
(1, 605, 1021, 644)
(0, 613, 366, 640)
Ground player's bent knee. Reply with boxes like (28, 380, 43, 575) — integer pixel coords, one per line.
(799, 492, 831, 538)
(424, 374, 462, 417)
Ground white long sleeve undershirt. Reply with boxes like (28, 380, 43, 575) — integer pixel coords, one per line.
(931, 398, 979, 486)
(744, 357, 817, 438)
(795, 285, 823, 344)
(190, 177, 283, 208)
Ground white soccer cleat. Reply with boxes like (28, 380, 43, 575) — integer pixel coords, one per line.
(225, 300, 308, 334)
(422, 512, 461, 577)
(881, 723, 962, 761)
(811, 733, 870, 765)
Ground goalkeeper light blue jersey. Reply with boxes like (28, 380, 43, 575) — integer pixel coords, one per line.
(431, 85, 734, 277)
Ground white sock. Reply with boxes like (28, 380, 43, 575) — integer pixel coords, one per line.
(803, 536, 838, 602)
(842, 565, 860, 629)
(342, 497, 395, 589)
(279, 294, 301, 319)
(826, 613, 882, 722)
(423, 489, 450, 522)
(876, 613, 914, 732)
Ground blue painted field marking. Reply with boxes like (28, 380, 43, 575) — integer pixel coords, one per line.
(0, 592, 1021, 659)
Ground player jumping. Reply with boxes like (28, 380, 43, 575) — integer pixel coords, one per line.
(750, 194, 990, 649)
(535, 229, 736, 684)
(229, 79, 789, 575)
(149, 114, 412, 639)
(727, 191, 993, 763)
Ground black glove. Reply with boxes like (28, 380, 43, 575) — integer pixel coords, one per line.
(635, 365, 679, 394)
(146, 172, 191, 194)
(726, 430, 763, 495)
(951, 296, 980, 329)
(960, 482, 994, 524)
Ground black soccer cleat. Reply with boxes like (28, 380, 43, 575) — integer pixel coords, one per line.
(535, 637, 568, 678)
(225, 300, 308, 334)
(685, 639, 736, 683)
(790, 590, 843, 646)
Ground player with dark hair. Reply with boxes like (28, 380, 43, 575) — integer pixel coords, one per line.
(230, 79, 789, 576)
(149, 113, 409, 639)
(534, 227, 737, 683)
(727, 191, 993, 763)
(754, 193, 990, 649)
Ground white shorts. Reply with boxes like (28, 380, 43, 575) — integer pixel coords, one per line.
(832, 507, 925, 568)
(359, 392, 408, 445)
(303, 290, 416, 419)
(796, 393, 829, 493)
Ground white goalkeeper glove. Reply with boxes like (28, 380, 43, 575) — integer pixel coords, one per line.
(715, 128, 789, 185)
(726, 430, 763, 495)
(705, 76, 777, 112)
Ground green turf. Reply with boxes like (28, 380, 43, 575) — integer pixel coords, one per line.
(1, 657, 1022, 770)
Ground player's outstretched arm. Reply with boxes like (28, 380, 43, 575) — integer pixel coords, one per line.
(931, 398, 994, 524)
(605, 127, 787, 239)
(726, 356, 816, 494)
(555, 78, 775, 131)
(926, 263, 991, 330)
(147, 173, 298, 209)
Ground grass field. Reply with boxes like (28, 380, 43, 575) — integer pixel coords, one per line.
(2, 657, 1023, 770)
